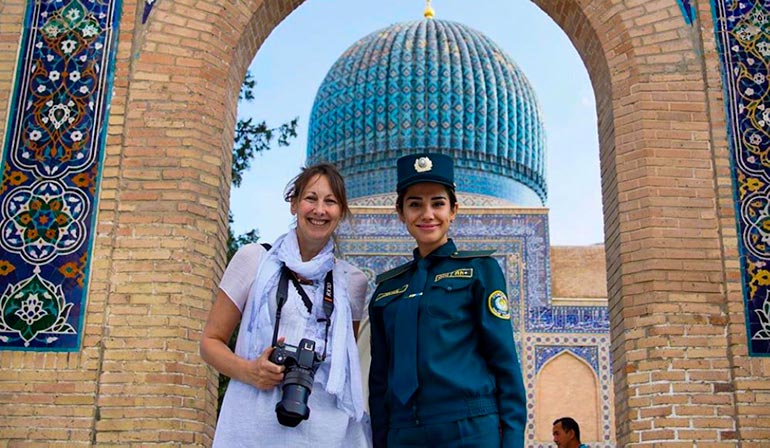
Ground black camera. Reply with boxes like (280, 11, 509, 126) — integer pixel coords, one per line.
(268, 338, 322, 427)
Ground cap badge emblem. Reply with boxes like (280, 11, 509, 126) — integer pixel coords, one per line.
(414, 156, 433, 173)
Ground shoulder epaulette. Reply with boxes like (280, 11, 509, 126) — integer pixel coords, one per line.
(375, 261, 415, 284)
(450, 249, 496, 259)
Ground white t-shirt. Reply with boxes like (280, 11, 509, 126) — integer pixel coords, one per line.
(213, 243, 371, 448)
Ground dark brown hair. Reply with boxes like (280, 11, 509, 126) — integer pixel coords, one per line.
(284, 162, 350, 220)
(395, 183, 457, 212)
(553, 417, 581, 442)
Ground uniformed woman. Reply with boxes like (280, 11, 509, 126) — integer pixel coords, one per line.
(368, 153, 526, 448)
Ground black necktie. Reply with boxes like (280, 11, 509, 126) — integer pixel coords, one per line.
(392, 258, 429, 405)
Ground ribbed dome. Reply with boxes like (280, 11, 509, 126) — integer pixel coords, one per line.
(307, 19, 547, 205)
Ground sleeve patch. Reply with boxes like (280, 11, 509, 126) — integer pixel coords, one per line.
(487, 290, 511, 320)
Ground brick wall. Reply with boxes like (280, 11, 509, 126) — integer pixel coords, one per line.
(551, 246, 608, 300)
(0, 0, 102, 444)
(697, 0, 770, 445)
(0, 0, 24, 144)
(536, 0, 769, 445)
(93, 0, 235, 443)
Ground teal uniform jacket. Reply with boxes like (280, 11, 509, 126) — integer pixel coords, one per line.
(368, 239, 526, 448)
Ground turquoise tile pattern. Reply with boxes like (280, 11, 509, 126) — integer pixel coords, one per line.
(0, 0, 122, 350)
(307, 19, 547, 206)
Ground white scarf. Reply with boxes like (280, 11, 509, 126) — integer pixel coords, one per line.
(244, 229, 364, 421)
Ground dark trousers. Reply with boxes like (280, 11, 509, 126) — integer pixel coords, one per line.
(387, 413, 501, 448)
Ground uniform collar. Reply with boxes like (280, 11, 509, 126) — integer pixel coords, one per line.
(412, 239, 457, 262)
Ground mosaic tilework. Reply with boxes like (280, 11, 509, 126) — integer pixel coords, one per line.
(535, 345, 598, 374)
(524, 335, 614, 447)
(0, 0, 121, 350)
(339, 210, 527, 352)
(676, 0, 697, 25)
(350, 192, 514, 207)
(712, 0, 770, 355)
(307, 19, 547, 204)
(345, 165, 543, 206)
(339, 209, 610, 334)
(527, 304, 610, 333)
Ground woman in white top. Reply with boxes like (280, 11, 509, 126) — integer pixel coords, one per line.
(201, 163, 371, 447)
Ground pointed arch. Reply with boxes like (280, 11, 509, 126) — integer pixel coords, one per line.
(535, 350, 600, 443)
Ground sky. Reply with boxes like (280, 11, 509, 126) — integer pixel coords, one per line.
(231, 0, 604, 247)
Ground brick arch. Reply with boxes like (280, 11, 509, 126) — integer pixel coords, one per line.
(103, 0, 736, 446)
(528, 1, 737, 445)
(94, 0, 307, 445)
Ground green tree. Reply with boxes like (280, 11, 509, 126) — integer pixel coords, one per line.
(231, 72, 299, 189)
(218, 71, 298, 412)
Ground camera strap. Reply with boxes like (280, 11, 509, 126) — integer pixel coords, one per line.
(272, 265, 335, 360)
(271, 267, 291, 348)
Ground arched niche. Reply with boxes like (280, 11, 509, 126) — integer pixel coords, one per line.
(535, 350, 600, 442)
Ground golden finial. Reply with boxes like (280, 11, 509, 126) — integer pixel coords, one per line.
(424, 0, 435, 19)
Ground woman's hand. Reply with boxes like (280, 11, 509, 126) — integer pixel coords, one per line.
(201, 290, 287, 390)
(243, 344, 286, 390)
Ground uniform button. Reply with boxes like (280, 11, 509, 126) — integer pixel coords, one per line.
(447, 286, 453, 291)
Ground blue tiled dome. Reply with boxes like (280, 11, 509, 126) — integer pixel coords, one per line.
(307, 19, 547, 205)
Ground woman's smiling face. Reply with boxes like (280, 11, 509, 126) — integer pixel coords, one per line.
(291, 174, 342, 251)
(397, 182, 458, 257)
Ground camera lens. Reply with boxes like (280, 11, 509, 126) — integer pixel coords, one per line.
(274, 369, 315, 427)
(275, 385, 310, 427)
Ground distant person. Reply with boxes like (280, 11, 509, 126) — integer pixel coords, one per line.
(552, 417, 588, 448)
(201, 162, 370, 447)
